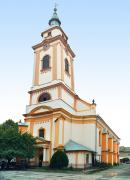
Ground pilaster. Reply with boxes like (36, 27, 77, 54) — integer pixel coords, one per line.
(101, 131, 108, 163)
(33, 51, 40, 85)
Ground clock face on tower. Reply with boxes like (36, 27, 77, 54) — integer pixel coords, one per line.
(43, 44, 49, 51)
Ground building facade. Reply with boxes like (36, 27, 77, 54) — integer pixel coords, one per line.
(19, 8, 120, 168)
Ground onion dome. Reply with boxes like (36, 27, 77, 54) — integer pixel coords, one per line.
(49, 7, 61, 27)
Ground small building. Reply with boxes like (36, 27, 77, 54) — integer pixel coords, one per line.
(19, 7, 120, 168)
(120, 146, 130, 160)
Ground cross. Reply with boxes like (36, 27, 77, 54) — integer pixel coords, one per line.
(54, 2, 58, 9)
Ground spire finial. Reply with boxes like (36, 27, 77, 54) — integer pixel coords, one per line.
(92, 99, 96, 104)
(49, 3, 61, 27)
(54, 3, 58, 14)
(54, 2, 58, 10)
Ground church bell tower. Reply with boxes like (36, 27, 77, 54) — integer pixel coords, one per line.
(32, 7, 75, 89)
(27, 7, 76, 111)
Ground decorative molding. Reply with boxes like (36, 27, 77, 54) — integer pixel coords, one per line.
(32, 35, 75, 58)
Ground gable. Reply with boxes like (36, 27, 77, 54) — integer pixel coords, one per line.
(30, 105, 53, 115)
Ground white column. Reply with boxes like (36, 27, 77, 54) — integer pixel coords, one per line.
(43, 148, 46, 162)
(59, 119, 63, 144)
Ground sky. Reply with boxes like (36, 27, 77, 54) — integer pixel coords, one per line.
(0, 0, 130, 146)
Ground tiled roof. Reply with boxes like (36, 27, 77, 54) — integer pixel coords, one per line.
(65, 140, 94, 152)
(18, 122, 28, 126)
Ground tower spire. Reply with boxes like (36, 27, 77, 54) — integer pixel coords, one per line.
(49, 4, 61, 27)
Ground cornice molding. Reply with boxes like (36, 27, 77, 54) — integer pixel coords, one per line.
(32, 35, 75, 58)
(41, 26, 68, 40)
(24, 107, 96, 120)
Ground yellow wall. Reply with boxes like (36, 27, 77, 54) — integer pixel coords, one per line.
(19, 126, 28, 134)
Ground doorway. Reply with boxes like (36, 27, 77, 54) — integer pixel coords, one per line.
(86, 154, 89, 167)
(38, 148, 43, 167)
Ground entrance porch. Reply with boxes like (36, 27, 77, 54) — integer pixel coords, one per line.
(29, 137, 51, 167)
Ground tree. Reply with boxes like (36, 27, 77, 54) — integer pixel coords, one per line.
(50, 150, 69, 169)
(0, 119, 36, 168)
(18, 132, 36, 159)
(1, 119, 18, 131)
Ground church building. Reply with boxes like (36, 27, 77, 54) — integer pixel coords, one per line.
(19, 7, 120, 168)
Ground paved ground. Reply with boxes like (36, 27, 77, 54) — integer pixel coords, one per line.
(0, 164, 130, 180)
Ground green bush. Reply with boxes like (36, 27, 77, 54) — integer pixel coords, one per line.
(50, 150, 69, 169)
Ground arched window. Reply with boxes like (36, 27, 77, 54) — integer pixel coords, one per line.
(42, 55, 50, 70)
(39, 129, 45, 138)
(65, 58, 69, 73)
(38, 92, 51, 102)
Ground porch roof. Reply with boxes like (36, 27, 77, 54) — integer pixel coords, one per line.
(36, 137, 50, 144)
(65, 140, 94, 152)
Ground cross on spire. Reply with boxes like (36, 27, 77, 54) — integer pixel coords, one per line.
(54, 2, 58, 9)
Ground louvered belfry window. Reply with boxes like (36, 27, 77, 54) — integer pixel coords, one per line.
(65, 58, 69, 73)
(42, 55, 50, 69)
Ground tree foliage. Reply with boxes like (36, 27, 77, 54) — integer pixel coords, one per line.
(50, 150, 69, 169)
(0, 119, 36, 163)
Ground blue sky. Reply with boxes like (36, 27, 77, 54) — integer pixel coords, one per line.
(0, 0, 130, 146)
